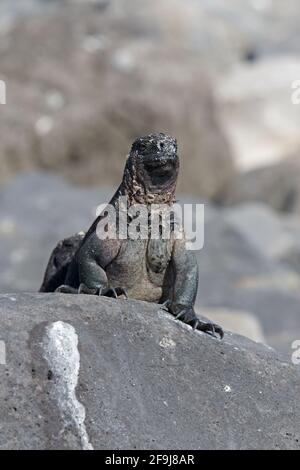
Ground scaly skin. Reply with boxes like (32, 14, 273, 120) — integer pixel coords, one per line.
(40, 133, 223, 338)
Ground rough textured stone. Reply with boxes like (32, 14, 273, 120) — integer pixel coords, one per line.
(0, 292, 300, 450)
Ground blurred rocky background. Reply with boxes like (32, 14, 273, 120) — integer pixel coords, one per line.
(1, 0, 300, 358)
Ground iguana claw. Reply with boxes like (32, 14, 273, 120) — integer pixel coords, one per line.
(162, 302, 224, 339)
(55, 285, 78, 294)
(56, 284, 128, 299)
(98, 286, 128, 299)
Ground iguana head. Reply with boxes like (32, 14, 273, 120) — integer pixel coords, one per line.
(123, 133, 179, 204)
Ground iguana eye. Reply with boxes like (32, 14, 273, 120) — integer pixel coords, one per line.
(138, 142, 148, 153)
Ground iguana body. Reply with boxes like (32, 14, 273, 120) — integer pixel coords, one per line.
(40, 133, 223, 338)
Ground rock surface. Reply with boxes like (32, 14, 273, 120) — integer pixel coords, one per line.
(0, 292, 300, 450)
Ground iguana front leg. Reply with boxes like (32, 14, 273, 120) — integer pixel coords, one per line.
(55, 255, 110, 295)
(164, 238, 223, 339)
(57, 234, 127, 299)
(78, 238, 127, 298)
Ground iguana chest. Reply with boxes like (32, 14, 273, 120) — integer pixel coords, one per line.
(105, 238, 172, 301)
(147, 238, 173, 275)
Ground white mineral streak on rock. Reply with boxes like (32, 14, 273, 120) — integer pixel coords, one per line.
(159, 337, 176, 349)
(42, 321, 93, 450)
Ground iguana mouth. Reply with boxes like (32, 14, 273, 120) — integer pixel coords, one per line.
(146, 161, 177, 188)
(143, 150, 179, 188)
(145, 159, 174, 170)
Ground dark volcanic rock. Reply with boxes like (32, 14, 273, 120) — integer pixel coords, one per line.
(0, 292, 299, 450)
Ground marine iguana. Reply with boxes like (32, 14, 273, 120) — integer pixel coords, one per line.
(40, 133, 223, 338)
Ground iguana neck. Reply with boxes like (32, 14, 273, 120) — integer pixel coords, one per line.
(112, 181, 175, 207)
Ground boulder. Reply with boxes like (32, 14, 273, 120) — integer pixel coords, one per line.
(222, 203, 300, 260)
(0, 173, 111, 293)
(0, 292, 300, 450)
(216, 57, 300, 172)
(196, 204, 300, 355)
(219, 159, 300, 215)
(207, 201, 300, 281)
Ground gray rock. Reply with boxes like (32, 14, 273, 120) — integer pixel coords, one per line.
(280, 248, 300, 276)
(195, 205, 300, 355)
(216, 57, 300, 172)
(0, 173, 111, 293)
(219, 204, 300, 277)
(219, 159, 300, 214)
(223, 203, 298, 259)
(0, 292, 300, 450)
